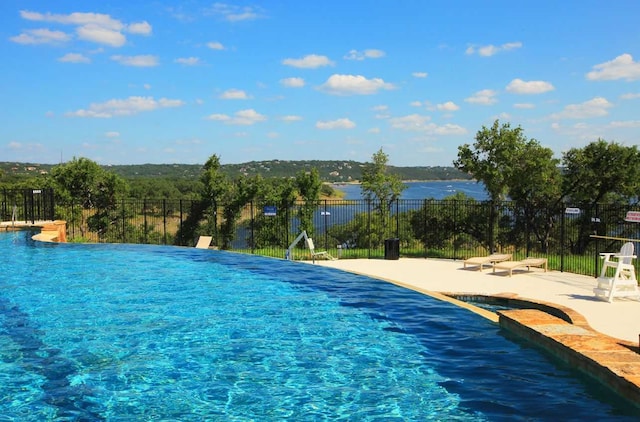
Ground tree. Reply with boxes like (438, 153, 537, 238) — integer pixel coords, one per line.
(200, 154, 231, 244)
(454, 120, 562, 252)
(295, 168, 322, 235)
(360, 148, 406, 244)
(562, 139, 640, 253)
(50, 157, 128, 238)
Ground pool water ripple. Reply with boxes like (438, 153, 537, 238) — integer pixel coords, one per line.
(0, 230, 637, 420)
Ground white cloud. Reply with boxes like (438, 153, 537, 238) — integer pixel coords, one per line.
(77, 24, 126, 47)
(316, 118, 356, 130)
(466, 41, 522, 57)
(280, 77, 305, 88)
(389, 114, 431, 130)
(105, 131, 120, 138)
(58, 53, 90, 63)
(513, 103, 535, 109)
(10, 28, 71, 45)
(281, 115, 302, 122)
(368, 127, 381, 133)
(206, 3, 264, 22)
(66, 96, 184, 118)
(372, 105, 388, 112)
(207, 41, 225, 50)
(175, 57, 201, 66)
(412, 72, 428, 78)
(586, 54, 640, 81)
(282, 54, 334, 69)
(550, 97, 613, 119)
(506, 78, 555, 94)
(389, 114, 466, 134)
(436, 101, 460, 111)
(318, 74, 395, 95)
(219, 89, 250, 99)
(127, 21, 152, 35)
(111, 55, 159, 67)
(16, 10, 152, 47)
(410, 101, 423, 107)
(464, 89, 498, 105)
(206, 109, 266, 125)
(608, 120, 640, 128)
(344, 49, 385, 60)
(621, 92, 640, 100)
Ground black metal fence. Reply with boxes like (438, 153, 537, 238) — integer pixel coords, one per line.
(52, 198, 640, 278)
(1, 188, 55, 223)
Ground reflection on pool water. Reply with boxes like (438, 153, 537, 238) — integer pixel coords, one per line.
(0, 230, 637, 420)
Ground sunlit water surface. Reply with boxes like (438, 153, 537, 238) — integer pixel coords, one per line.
(0, 231, 636, 420)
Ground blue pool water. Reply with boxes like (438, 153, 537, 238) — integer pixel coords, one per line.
(0, 231, 637, 420)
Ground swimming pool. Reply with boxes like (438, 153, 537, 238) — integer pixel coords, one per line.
(0, 231, 637, 420)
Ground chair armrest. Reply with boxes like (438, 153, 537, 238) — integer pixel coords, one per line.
(599, 253, 615, 260)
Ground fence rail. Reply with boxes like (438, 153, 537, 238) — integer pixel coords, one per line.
(1, 188, 55, 223)
(45, 198, 640, 278)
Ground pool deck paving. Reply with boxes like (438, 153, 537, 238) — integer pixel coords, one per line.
(309, 257, 640, 407)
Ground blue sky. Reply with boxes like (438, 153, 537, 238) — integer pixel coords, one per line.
(2, 1, 639, 166)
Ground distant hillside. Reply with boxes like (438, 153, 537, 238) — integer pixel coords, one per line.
(0, 160, 471, 182)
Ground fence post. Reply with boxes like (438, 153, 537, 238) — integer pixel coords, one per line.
(163, 199, 167, 245)
(121, 199, 126, 243)
(367, 200, 372, 259)
(250, 200, 255, 254)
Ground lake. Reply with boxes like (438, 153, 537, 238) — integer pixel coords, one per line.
(332, 180, 488, 200)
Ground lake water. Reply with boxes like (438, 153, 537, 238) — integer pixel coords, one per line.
(333, 180, 488, 200)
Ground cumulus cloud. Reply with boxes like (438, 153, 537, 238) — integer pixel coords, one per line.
(412, 72, 428, 78)
(58, 52, 90, 63)
(77, 23, 126, 46)
(16, 10, 152, 47)
(621, 92, 640, 100)
(436, 101, 460, 111)
(66, 96, 185, 118)
(282, 54, 334, 69)
(280, 77, 305, 88)
(506, 78, 555, 94)
(466, 41, 522, 57)
(316, 118, 356, 130)
(219, 89, 250, 99)
(344, 49, 385, 60)
(206, 3, 265, 22)
(608, 120, 640, 128)
(389, 114, 466, 134)
(586, 54, 640, 81)
(10, 28, 71, 45)
(550, 97, 613, 119)
(111, 55, 159, 67)
(207, 41, 225, 50)
(281, 115, 302, 122)
(206, 109, 266, 125)
(513, 103, 535, 109)
(464, 89, 498, 105)
(105, 131, 120, 138)
(318, 74, 395, 95)
(175, 57, 201, 66)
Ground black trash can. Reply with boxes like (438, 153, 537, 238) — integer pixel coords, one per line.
(384, 238, 400, 260)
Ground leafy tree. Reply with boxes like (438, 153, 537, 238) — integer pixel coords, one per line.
(360, 148, 406, 243)
(562, 139, 640, 253)
(295, 168, 322, 235)
(50, 157, 128, 238)
(454, 120, 561, 252)
(200, 154, 231, 244)
(220, 175, 261, 249)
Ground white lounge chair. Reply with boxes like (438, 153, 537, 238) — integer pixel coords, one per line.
(305, 237, 335, 263)
(195, 236, 213, 249)
(492, 257, 548, 277)
(594, 242, 640, 302)
(463, 253, 512, 271)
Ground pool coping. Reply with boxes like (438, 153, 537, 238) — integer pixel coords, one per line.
(376, 276, 640, 410)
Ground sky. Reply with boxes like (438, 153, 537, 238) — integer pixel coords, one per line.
(2, 1, 639, 167)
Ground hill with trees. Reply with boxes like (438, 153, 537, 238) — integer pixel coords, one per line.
(0, 160, 470, 182)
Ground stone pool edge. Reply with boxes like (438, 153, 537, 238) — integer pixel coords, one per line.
(369, 277, 640, 411)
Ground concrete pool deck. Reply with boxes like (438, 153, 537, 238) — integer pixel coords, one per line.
(309, 257, 640, 406)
